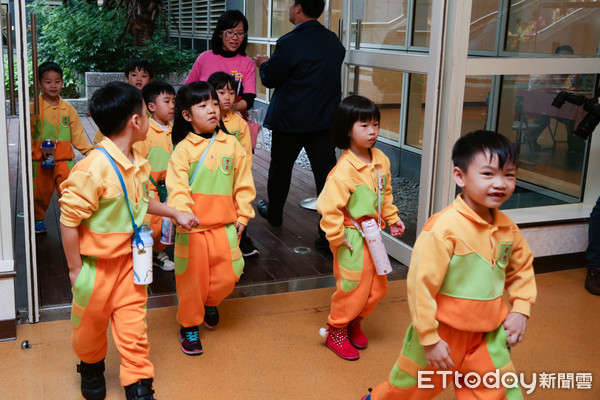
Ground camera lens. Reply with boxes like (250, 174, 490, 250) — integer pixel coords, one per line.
(575, 112, 600, 140)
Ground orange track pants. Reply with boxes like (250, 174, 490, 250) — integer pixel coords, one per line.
(71, 254, 153, 386)
(328, 243, 388, 327)
(371, 322, 521, 399)
(174, 225, 242, 327)
(33, 159, 72, 220)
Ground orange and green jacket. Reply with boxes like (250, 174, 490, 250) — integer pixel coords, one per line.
(31, 95, 92, 161)
(317, 148, 401, 247)
(166, 130, 255, 232)
(222, 111, 252, 164)
(408, 194, 536, 346)
(59, 137, 151, 258)
(133, 118, 173, 194)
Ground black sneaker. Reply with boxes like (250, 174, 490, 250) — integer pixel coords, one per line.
(179, 326, 203, 355)
(585, 268, 600, 295)
(77, 359, 106, 400)
(239, 230, 259, 257)
(204, 305, 219, 328)
(124, 378, 155, 400)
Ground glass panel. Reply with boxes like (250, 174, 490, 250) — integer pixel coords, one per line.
(506, 0, 600, 56)
(348, 66, 403, 142)
(495, 73, 597, 208)
(331, 0, 343, 34)
(245, 43, 268, 101)
(462, 76, 493, 136)
(272, 0, 295, 38)
(247, 0, 269, 38)
(469, 0, 499, 52)
(350, 0, 409, 50)
(411, 0, 432, 48)
(272, 0, 325, 38)
(406, 74, 427, 149)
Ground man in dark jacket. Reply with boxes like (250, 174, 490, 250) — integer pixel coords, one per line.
(254, 0, 345, 248)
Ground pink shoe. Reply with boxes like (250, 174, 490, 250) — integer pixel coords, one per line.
(348, 316, 368, 349)
(324, 324, 360, 360)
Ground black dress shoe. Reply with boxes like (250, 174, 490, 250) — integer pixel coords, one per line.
(585, 268, 600, 295)
(257, 199, 282, 227)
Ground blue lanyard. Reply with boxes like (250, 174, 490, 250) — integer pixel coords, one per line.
(97, 147, 144, 250)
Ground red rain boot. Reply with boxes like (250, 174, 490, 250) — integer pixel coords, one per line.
(325, 324, 360, 360)
(348, 316, 368, 349)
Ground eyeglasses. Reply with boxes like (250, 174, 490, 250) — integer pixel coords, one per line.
(222, 30, 246, 38)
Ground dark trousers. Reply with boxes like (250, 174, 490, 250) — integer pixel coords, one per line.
(267, 129, 336, 233)
(587, 195, 600, 270)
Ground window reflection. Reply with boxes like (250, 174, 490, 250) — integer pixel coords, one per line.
(406, 74, 427, 149)
(246, 0, 269, 37)
(469, 0, 499, 52)
(462, 76, 492, 136)
(496, 73, 596, 207)
(245, 43, 268, 100)
(506, 0, 600, 56)
(412, 0, 432, 48)
(348, 66, 403, 142)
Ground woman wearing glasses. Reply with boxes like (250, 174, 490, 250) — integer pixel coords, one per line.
(184, 10, 256, 114)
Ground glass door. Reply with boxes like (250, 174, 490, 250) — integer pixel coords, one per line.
(342, 0, 445, 265)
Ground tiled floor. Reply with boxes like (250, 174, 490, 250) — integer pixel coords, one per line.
(1, 268, 598, 399)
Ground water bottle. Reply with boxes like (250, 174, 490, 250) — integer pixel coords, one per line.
(41, 139, 56, 169)
(160, 216, 176, 245)
(132, 225, 153, 285)
(361, 219, 392, 275)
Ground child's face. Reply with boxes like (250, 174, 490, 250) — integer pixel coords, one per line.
(453, 152, 517, 219)
(183, 98, 220, 133)
(126, 68, 151, 90)
(349, 119, 379, 150)
(39, 70, 63, 101)
(215, 83, 236, 112)
(148, 92, 175, 125)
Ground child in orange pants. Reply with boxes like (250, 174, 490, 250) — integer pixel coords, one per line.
(32, 62, 92, 233)
(362, 131, 536, 399)
(60, 82, 198, 400)
(317, 95, 405, 361)
(167, 81, 255, 355)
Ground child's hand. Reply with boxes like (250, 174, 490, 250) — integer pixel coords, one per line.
(343, 236, 354, 251)
(235, 221, 246, 237)
(174, 211, 200, 230)
(424, 339, 455, 370)
(389, 219, 406, 237)
(503, 312, 528, 346)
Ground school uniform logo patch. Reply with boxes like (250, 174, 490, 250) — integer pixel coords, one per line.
(221, 156, 234, 174)
(61, 115, 70, 128)
(496, 241, 513, 269)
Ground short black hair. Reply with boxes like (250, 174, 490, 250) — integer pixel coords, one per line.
(142, 80, 175, 106)
(207, 72, 237, 92)
(38, 61, 63, 81)
(295, 0, 325, 19)
(452, 130, 517, 172)
(124, 59, 155, 80)
(331, 95, 380, 149)
(89, 82, 144, 137)
(172, 81, 221, 145)
(211, 10, 248, 56)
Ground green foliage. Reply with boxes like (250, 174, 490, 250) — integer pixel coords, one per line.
(30, 0, 196, 80)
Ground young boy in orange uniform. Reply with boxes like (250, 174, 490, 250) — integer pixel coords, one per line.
(134, 80, 177, 271)
(59, 81, 199, 400)
(362, 131, 537, 400)
(32, 61, 93, 233)
(93, 59, 154, 145)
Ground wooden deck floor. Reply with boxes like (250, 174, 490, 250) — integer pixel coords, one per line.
(9, 116, 405, 309)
